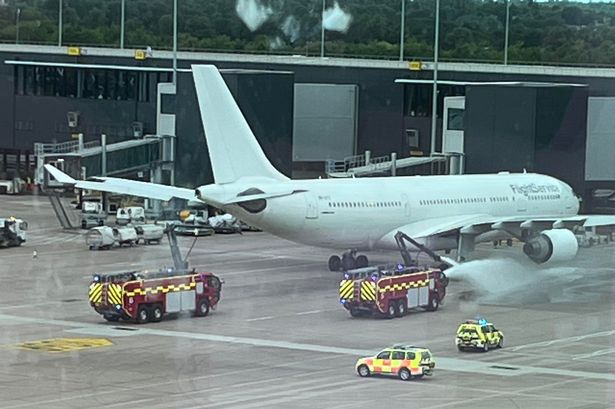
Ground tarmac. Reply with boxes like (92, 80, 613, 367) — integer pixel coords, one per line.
(1, 194, 615, 408)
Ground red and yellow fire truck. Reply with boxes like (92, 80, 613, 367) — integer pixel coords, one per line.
(88, 268, 222, 323)
(339, 265, 447, 318)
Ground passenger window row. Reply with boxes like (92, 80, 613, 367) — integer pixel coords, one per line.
(329, 201, 402, 208)
(419, 197, 487, 206)
(528, 194, 561, 200)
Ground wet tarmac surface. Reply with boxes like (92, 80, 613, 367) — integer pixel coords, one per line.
(1, 195, 615, 408)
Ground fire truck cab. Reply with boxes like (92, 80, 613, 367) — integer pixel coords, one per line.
(339, 265, 447, 318)
(89, 268, 222, 323)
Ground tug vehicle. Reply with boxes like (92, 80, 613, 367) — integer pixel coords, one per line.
(356, 345, 435, 381)
(0, 217, 27, 247)
(89, 268, 222, 323)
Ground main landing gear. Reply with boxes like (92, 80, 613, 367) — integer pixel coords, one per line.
(328, 250, 369, 271)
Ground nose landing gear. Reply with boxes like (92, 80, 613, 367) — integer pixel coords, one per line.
(328, 251, 369, 271)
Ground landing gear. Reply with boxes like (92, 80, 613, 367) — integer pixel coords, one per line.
(328, 251, 369, 271)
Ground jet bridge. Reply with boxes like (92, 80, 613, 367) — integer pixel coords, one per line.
(325, 150, 454, 178)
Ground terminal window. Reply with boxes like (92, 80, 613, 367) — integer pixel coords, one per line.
(14, 65, 167, 102)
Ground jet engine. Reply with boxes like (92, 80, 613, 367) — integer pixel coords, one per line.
(522, 229, 578, 264)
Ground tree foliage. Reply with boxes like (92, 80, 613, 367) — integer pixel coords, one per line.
(2, 0, 615, 65)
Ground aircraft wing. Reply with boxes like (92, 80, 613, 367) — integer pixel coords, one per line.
(44, 164, 196, 201)
(378, 214, 615, 247)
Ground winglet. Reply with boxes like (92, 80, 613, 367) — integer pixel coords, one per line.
(44, 164, 76, 184)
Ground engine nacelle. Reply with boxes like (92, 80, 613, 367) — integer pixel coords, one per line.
(523, 229, 578, 264)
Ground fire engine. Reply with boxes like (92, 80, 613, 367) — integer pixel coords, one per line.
(89, 268, 222, 323)
(339, 265, 447, 318)
(339, 230, 449, 318)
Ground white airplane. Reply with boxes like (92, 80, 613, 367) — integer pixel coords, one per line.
(45, 64, 615, 271)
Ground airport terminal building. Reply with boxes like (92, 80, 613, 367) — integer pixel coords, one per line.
(2, 44, 615, 211)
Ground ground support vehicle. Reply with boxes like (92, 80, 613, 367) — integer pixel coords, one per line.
(339, 266, 447, 318)
(456, 319, 504, 352)
(80, 201, 107, 229)
(113, 227, 138, 246)
(89, 269, 222, 323)
(116, 206, 145, 225)
(0, 217, 27, 247)
(86, 226, 116, 249)
(355, 345, 435, 381)
(134, 224, 164, 244)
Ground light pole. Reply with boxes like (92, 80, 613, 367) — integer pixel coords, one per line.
(504, 0, 510, 65)
(430, 0, 440, 156)
(320, 0, 325, 58)
(399, 0, 405, 61)
(120, 0, 125, 49)
(15, 8, 20, 44)
(58, 0, 63, 46)
(172, 0, 177, 84)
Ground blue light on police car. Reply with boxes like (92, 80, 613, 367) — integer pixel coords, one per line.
(343, 273, 350, 279)
(115, 304, 121, 310)
(340, 299, 346, 304)
(478, 318, 487, 325)
(396, 264, 404, 271)
(370, 273, 378, 281)
(93, 275, 100, 282)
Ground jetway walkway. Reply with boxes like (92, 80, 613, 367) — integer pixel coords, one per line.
(34, 135, 172, 186)
(325, 151, 460, 178)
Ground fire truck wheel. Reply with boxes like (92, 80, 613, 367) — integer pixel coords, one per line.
(195, 299, 210, 317)
(103, 314, 120, 322)
(396, 300, 407, 317)
(356, 255, 368, 268)
(151, 305, 163, 322)
(328, 255, 341, 272)
(387, 302, 397, 319)
(136, 305, 150, 324)
(357, 365, 370, 377)
(426, 293, 439, 312)
(398, 368, 412, 381)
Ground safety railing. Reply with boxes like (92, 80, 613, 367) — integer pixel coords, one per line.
(34, 140, 99, 156)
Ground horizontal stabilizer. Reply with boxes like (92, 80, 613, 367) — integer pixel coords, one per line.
(44, 165, 195, 201)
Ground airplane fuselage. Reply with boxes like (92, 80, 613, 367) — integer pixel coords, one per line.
(212, 172, 580, 251)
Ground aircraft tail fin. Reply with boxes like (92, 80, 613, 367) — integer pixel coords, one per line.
(192, 65, 288, 184)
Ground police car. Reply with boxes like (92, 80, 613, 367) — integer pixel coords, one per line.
(355, 345, 435, 381)
(455, 318, 503, 352)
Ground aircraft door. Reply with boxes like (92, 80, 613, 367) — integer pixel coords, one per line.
(516, 195, 528, 213)
(402, 194, 411, 217)
(305, 194, 319, 219)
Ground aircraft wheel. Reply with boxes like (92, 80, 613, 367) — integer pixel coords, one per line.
(341, 253, 356, 270)
(356, 255, 368, 268)
(328, 255, 341, 272)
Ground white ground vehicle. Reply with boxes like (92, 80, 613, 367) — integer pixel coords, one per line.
(134, 224, 164, 244)
(113, 227, 138, 246)
(81, 201, 106, 229)
(86, 226, 116, 250)
(0, 217, 27, 247)
(116, 206, 145, 225)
